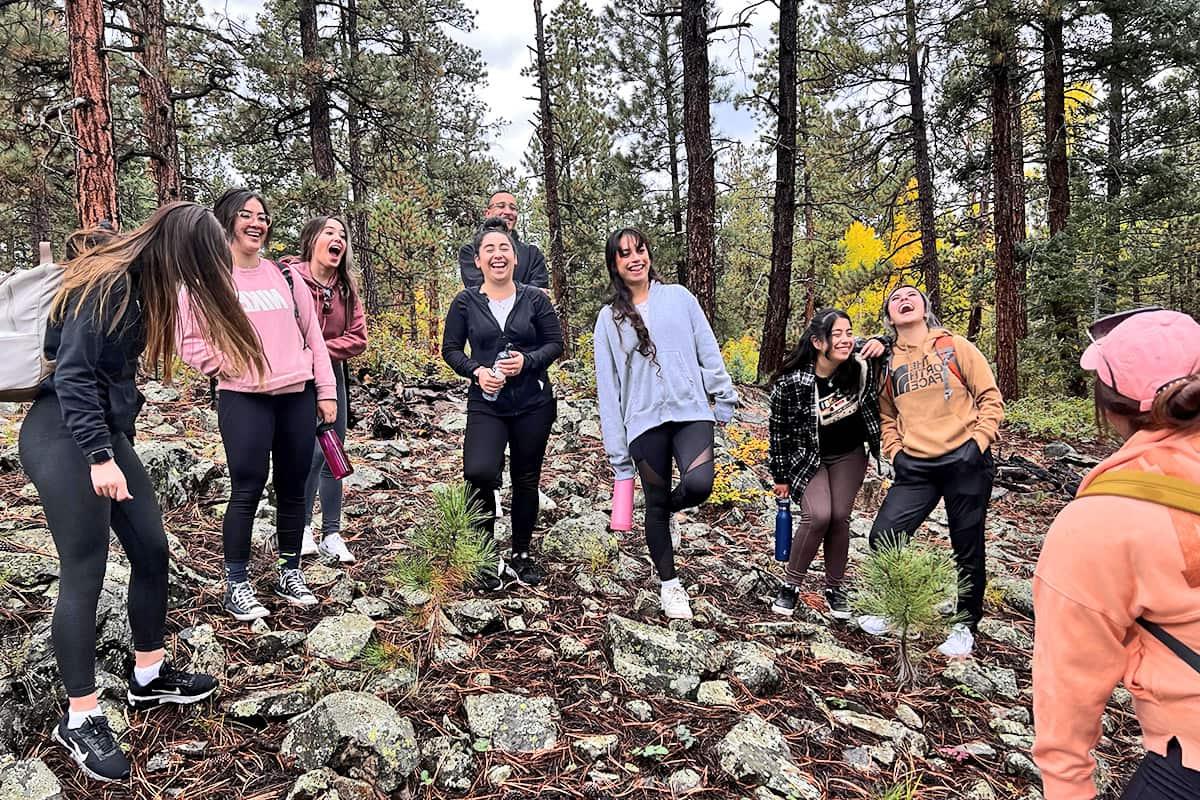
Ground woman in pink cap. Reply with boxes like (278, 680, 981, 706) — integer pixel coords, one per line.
(1032, 308, 1200, 799)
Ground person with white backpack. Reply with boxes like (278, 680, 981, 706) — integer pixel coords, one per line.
(177, 188, 337, 622)
(15, 204, 265, 782)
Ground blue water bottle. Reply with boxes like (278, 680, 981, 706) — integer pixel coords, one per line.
(774, 497, 792, 562)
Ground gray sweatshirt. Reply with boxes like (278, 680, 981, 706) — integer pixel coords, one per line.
(593, 281, 739, 479)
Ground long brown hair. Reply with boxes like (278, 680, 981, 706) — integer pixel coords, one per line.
(299, 215, 360, 305)
(52, 202, 266, 384)
(604, 227, 661, 366)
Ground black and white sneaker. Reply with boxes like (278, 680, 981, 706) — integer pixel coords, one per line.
(53, 713, 131, 782)
(275, 568, 319, 606)
(825, 586, 852, 620)
(772, 583, 799, 616)
(127, 662, 219, 708)
(474, 558, 513, 592)
(224, 580, 270, 621)
(509, 553, 545, 587)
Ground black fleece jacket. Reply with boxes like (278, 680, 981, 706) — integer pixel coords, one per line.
(441, 283, 563, 416)
(39, 270, 146, 455)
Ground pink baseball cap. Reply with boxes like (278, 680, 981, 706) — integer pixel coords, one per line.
(1080, 309, 1200, 411)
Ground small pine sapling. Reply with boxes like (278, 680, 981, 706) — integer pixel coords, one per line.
(851, 532, 963, 689)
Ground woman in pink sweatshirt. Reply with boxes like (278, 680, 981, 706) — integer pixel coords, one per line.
(1033, 308, 1200, 800)
(291, 215, 368, 562)
(178, 188, 337, 622)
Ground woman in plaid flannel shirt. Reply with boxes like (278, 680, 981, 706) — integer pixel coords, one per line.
(768, 309, 889, 619)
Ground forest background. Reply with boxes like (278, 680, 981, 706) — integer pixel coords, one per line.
(2, 0, 1199, 411)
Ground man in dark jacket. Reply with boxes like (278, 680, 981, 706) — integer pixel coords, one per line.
(458, 191, 551, 291)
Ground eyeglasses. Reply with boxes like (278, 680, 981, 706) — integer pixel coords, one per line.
(236, 210, 272, 226)
(1086, 306, 1162, 396)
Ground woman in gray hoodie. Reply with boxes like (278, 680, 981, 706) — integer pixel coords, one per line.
(593, 227, 739, 619)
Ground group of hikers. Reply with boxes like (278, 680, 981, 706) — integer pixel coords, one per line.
(10, 188, 1199, 798)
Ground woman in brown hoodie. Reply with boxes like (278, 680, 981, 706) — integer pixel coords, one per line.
(861, 285, 1005, 658)
(1033, 308, 1200, 800)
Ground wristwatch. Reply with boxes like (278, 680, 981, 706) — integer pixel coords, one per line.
(86, 447, 115, 465)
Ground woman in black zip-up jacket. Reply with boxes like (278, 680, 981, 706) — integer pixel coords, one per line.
(442, 217, 564, 590)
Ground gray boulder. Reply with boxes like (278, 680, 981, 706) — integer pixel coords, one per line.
(464, 692, 560, 752)
(444, 599, 503, 636)
(134, 441, 201, 509)
(542, 512, 619, 565)
(285, 768, 377, 800)
(0, 757, 62, 800)
(180, 624, 226, 682)
(281, 692, 419, 793)
(723, 641, 781, 695)
(606, 614, 724, 697)
(307, 614, 375, 662)
(990, 577, 1035, 617)
(420, 736, 476, 791)
(0, 551, 58, 588)
(228, 685, 314, 720)
(714, 714, 821, 799)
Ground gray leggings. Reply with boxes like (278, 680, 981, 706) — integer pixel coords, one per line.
(304, 362, 348, 535)
(784, 446, 868, 587)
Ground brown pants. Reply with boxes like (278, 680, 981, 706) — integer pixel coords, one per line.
(784, 446, 868, 587)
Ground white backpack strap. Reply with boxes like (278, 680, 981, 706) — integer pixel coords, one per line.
(38, 241, 52, 266)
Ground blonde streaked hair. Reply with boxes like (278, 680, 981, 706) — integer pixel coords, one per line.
(52, 201, 266, 384)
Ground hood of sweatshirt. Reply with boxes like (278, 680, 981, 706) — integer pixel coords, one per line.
(1080, 427, 1200, 490)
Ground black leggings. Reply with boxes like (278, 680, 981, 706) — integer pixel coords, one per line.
(628, 420, 715, 581)
(1121, 739, 1200, 799)
(462, 401, 556, 554)
(218, 384, 316, 576)
(19, 395, 168, 698)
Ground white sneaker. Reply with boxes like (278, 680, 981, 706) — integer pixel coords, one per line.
(318, 532, 355, 564)
(857, 615, 893, 636)
(660, 582, 693, 620)
(300, 526, 319, 556)
(670, 516, 681, 551)
(937, 623, 975, 658)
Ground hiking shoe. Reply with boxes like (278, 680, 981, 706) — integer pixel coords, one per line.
(825, 587, 852, 620)
(53, 713, 130, 782)
(224, 581, 270, 622)
(275, 568, 319, 606)
(318, 532, 355, 563)
(509, 553, 545, 587)
(127, 662, 219, 708)
(771, 583, 799, 616)
(300, 525, 319, 556)
(660, 583, 694, 620)
(937, 623, 976, 658)
(474, 558, 513, 592)
(857, 614, 893, 636)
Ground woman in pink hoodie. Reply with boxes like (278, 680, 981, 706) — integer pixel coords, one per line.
(1033, 308, 1200, 799)
(178, 188, 337, 622)
(292, 215, 368, 562)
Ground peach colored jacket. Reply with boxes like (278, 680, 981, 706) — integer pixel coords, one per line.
(1033, 428, 1200, 798)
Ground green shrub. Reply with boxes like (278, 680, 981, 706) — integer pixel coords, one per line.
(721, 334, 759, 384)
(1005, 396, 1094, 441)
(550, 332, 597, 397)
(359, 311, 457, 384)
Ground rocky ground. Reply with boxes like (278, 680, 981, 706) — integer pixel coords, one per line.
(0, 368, 1143, 800)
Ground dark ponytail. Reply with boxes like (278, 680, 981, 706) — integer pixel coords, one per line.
(604, 227, 661, 366)
(772, 308, 862, 391)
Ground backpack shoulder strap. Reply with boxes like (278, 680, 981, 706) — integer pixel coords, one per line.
(934, 334, 965, 385)
(1138, 618, 1200, 675)
(1078, 471, 1200, 515)
(273, 260, 303, 325)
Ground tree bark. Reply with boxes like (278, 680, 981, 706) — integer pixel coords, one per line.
(1099, 8, 1124, 315)
(1011, 48, 1027, 338)
(905, 0, 939, 313)
(127, 0, 182, 204)
(66, 0, 118, 227)
(657, 11, 686, 287)
(801, 115, 817, 324)
(1043, 4, 1069, 235)
(681, 0, 717, 322)
(758, 0, 798, 383)
(299, 0, 336, 190)
(342, 0, 376, 314)
(989, 0, 1020, 400)
(533, 0, 573, 351)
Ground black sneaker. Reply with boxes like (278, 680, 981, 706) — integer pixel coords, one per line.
(473, 558, 513, 592)
(825, 586, 852, 620)
(771, 583, 799, 616)
(509, 553, 545, 587)
(53, 713, 131, 782)
(127, 661, 220, 708)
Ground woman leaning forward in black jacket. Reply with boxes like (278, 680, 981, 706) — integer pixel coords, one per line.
(442, 217, 564, 590)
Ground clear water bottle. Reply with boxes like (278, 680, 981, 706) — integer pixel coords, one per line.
(774, 496, 793, 562)
(482, 343, 512, 402)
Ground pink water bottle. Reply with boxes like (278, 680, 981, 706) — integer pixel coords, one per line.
(611, 477, 634, 531)
(317, 423, 353, 480)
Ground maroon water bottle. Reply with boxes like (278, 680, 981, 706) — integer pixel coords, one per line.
(317, 423, 353, 480)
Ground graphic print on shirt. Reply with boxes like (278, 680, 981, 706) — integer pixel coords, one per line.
(238, 288, 289, 313)
(819, 388, 860, 426)
(890, 345, 959, 396)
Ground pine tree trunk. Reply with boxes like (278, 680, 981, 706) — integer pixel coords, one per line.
(342, 0, 376, 314)
(1043, 5, 1069, 235)
(989, 0, 1020, 401)
(800, 105, 817, 322)
(533, 0, 573, 353)
(897, 623, 917, 689)
(905, 0, 939, 313)
(681, 0, 717, 322)
(1099, 9, 1124, 315)
(66, 0, 118, 227)
(127, 0, 182, 204)
(1011, 50, 1028, 339)
(758, 0, 798, 383)
(658, 12, 686, 287)
(299, 0, 335, 191)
